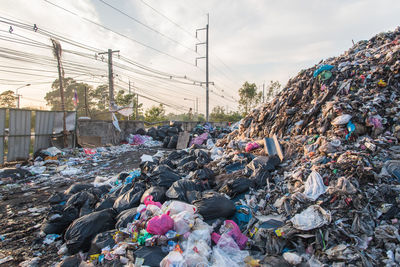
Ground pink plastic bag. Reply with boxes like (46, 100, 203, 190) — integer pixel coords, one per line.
(245, 142, 260, 152)
(143, 195, 162, 208)
(211, 220, 248, 249)
(83, 148, 97, 155)
(147, 213, 174, 235)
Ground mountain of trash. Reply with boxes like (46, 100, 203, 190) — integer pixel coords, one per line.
(219, 28, 400, 143)
(13, 28, 400, 267)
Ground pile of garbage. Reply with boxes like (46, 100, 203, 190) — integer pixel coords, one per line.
(144, 121, 232, 150)
(18, 28, 400, 266)
(214, 27, 400, 265)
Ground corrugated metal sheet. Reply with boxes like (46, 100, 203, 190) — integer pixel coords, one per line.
(34, 111, 55, 153)
(54, 111, 76, 133)
(0, 109, 6, 164)
(8, 109, 31, 161)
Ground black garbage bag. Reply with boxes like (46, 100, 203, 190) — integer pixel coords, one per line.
(163, 136, 171, 148)
(134, 246, 168, 267)
(247, 155, 281, 173)
(195, 150, 210, 165)
(147, 127, 157, 139)
(251, 167, 271, 189)
(64, 208, 117, 254)
(180, 161, 198, 172)
(42, 205, 79, 234)
(167, 135, 178, 149)
(95, 197, 116, 211)
(167, 150, 187, 161)
(177, 156, 196, 167)
(193, 168, 214, 181)
(115, 208, 138, 229)
(140, 186, 166, 203)
(159, 158, 175, 169)
(140, 161, 158, 174)
(0, 168, 30, 180)
(88, 185, 110, 199)
(56, 255, 82, 267)
(167, 126, 179, 136)
(193, 192, 236, 220)
(157, 127, 168, 140)
(66, 191, 97, 210)
(48, 192, 68, 204)
(150, 165, 181, 187)
(64, 183, 93, 195)
(88, 230, 117, 255)
(220, 177, 251, 197)
(136, 128, 146, 135)
(113, 182, 146, 213)
(79, 199, 94, 217)
(166, 179, 203, 203)
(109, 183, 132, 199)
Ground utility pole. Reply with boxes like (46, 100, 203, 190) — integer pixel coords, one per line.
(196, 14, 210, 121)
(51, 39, 67, 148)
(15, 83, 30, 108)
(98, 49, 119, 111)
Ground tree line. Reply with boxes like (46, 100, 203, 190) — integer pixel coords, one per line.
(0, 77, 282, 123)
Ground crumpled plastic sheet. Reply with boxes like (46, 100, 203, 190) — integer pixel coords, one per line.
(303, 171, 327, 201)
(290, 205, 331, 230)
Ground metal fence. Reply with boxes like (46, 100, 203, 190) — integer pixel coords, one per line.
(0, 108, 76, 164)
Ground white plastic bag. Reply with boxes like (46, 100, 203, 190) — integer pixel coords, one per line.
(172, 211, 195, 235)
(290, 205, 331, 230)
(331, 114, 352, 126)
(211, 234, 249, 267)
(160, 251, 186, 267)
(140, 154, 153, 163)
(162, 201, 197, 216)
(303, 171, 326, 201)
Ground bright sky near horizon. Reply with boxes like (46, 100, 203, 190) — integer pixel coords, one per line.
(0, 0, 399, 113)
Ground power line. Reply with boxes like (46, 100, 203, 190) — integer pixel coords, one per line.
(43, 0, 195, 66)
(97, 0, 195, 53)
(139, 0, 197, 41)
(0, 16, 205, 85)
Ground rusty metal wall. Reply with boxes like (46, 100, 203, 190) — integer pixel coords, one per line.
(34, 111, 55, 153)
(7, 109, 31, 162)
(0, 109, 6, 164)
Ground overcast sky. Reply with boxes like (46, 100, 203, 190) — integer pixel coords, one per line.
(0, 0, 399, 113)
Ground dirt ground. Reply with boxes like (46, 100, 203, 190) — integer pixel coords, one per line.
(0, 148, 159, 266)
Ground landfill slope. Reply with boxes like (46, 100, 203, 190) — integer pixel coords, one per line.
(220, 28, 400, 142)
(212, 27, 400, 265)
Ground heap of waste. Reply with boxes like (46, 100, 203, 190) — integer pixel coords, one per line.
(24, 27, 400, 266)
(143, 121, 230, 149)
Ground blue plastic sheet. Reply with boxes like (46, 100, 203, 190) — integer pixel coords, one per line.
(313, 64, 334, 77)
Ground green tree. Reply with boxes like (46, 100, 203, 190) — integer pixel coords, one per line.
(91, 84, 109, 112)
(210, 106, 227, 122)
(238, 82, 262, 115)
(0, 90, 17, 108)
(45, 77, 95, 116)
(266, 80, 281, 101)
(210, 106, 242, 122)
(144, 104, 166, 122)
(226, 111, 242, 122)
